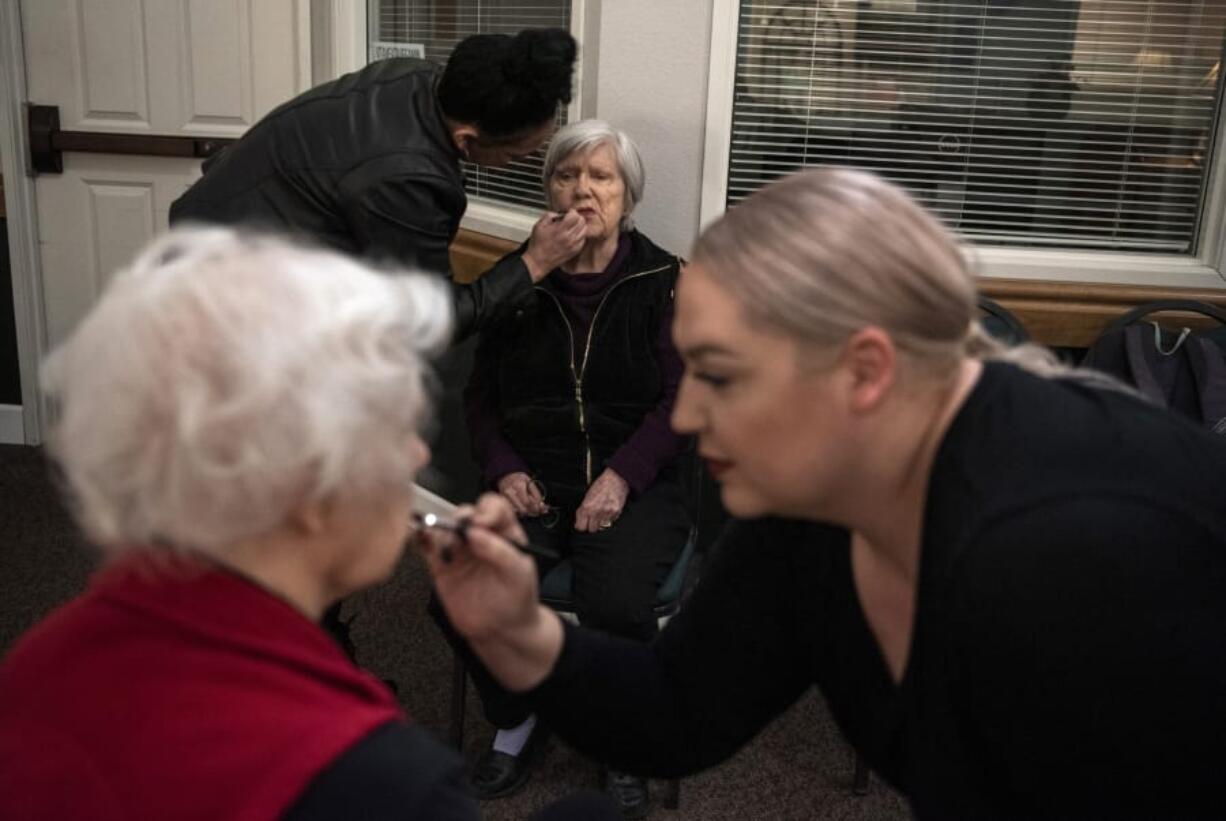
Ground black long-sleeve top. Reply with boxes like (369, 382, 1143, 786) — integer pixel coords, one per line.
(284, 722, 619, 821)
(529, 362, 1226, 819)
(283, 722, 476, 820)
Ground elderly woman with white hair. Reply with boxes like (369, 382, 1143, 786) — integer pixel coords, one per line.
(439, 119, 690, 816)
(0, 229, 617, 821)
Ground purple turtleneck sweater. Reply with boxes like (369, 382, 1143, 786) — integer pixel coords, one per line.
(465, 233, 685, 494)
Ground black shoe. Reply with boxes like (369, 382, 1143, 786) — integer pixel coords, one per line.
(604, 769, 649, 819)
(470, 726, 548, 799)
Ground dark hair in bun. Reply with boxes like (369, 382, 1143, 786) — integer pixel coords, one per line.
(438, 28, 577, 138)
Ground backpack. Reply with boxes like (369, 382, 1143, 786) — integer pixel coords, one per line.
(1081, 300, 1226, 434)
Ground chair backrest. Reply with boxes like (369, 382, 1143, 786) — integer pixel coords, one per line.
(977, 295, 1029, 346)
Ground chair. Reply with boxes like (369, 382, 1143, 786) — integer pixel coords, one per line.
(447, 455, 706, 811)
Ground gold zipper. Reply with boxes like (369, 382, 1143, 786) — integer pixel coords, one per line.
(536, 263, 671, 485)
(536, 288, 588, 485)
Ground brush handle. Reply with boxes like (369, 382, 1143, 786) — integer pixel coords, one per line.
(412, 513, 560, 561)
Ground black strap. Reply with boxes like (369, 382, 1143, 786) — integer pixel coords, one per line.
(976, 295, 1029, 343)
(1103, 300, 1226, 336)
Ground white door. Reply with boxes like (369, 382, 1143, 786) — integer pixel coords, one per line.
(20, 0, 313, 348)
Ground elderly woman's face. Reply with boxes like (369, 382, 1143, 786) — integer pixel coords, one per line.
(548, 142, 626, 243)
(671, 263, 855, 520)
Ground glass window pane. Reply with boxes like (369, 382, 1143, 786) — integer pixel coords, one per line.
(729, 1, 1226, 253)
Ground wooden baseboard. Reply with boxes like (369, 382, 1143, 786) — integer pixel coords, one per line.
(448, 228, 1226, 347)
(981, 279, 1226, 348)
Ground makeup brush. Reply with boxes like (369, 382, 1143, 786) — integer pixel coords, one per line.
(412, 511, 560, 562)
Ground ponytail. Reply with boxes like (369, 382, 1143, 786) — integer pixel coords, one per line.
(962, 322, 1134, 392)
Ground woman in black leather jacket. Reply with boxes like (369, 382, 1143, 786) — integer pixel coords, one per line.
(170, 28, 586, 341)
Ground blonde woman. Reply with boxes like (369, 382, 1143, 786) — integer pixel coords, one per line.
(424, 169, 1226, 818)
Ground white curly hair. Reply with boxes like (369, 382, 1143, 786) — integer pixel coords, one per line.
(542, 119, 645, 230)
(41, 227, 451, 552)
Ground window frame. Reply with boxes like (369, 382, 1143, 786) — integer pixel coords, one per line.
(700, 0, 1226, 290)
(358, 0, 598, 243)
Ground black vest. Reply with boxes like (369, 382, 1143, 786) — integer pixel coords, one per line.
(487, 231, 680, 500)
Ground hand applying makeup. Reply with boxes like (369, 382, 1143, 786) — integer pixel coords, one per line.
(418, 493, 565, 692)
(522, 209, 586, 282)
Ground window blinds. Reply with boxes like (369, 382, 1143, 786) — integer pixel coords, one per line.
(728, 1, 1226, 253)
(369, 0, 571, 211)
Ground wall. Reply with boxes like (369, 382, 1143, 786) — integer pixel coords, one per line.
(592, 1, 713, 257)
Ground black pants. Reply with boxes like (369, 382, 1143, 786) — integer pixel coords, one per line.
(431, 477, 690, 729)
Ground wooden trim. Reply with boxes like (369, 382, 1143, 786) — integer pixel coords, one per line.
(448, 228, 1226, 347)
(0, 0, 47, 442)
(450, 228, 518, 284)
(981, 279, 1226, 348)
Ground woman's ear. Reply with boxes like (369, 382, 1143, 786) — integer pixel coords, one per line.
(842, 326, 896, 414)
(451, 124, 479, 159)
(288, 497, 331, 538)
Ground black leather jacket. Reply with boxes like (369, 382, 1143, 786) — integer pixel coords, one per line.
(169, 58, 532, 340)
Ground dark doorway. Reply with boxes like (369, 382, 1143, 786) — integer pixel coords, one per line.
(1, 204, 22, 405)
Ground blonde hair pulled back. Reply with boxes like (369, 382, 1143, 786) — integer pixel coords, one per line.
(693, 168, 1068, 379)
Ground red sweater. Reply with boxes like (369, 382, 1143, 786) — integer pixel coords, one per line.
(0, 555, 403, 821)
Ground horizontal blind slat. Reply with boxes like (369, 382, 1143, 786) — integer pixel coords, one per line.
(728, 0, 1223, 254)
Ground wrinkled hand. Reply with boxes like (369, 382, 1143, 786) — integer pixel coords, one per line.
(497, 471, 548, 517)
(574, 469, 629, 533)
(522, 209, 586, 282)
(416, 493, 537, 643)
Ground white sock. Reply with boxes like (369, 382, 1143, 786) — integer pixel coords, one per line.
(492, 714, 538, 756)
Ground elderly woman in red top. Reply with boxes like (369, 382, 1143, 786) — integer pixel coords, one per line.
(0, 229, 615, 821)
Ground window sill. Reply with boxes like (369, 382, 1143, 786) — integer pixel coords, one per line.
(459, 198, 539, 244)
(974, 246, 1226, 291)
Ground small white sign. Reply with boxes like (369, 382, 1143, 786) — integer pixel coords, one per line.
(369, 41, 426, 61)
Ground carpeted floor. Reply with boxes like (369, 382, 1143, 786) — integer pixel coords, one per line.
(0, 443, 912, 820)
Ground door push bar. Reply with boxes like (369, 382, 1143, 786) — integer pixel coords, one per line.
(26, 104, 234, 175)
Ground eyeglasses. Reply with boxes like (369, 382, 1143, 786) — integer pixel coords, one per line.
(527, 476, 562, 530)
